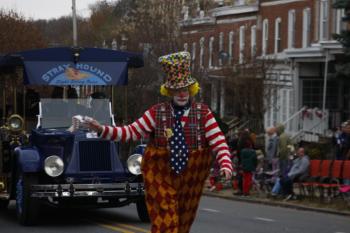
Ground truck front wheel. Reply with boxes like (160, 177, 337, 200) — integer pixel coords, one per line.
(136, 197, 150, 222)
(16, 173, 40, 225)
(0, 199, 9, 209)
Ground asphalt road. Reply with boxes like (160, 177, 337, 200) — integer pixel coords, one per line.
(0, 196, 349, 233)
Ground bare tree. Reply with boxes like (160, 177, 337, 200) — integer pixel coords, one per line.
(0, 10, 47, 53)
(205, 57, 278, 133)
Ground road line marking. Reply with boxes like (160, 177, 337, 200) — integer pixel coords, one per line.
(88, 217, 150, 233)
(116, 223, 150, 233)
(97, 222, 135, 233)
(201, 208, 220, 213)
(254, 217, 275, 222)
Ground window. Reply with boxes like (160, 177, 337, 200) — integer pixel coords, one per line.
(209, 36, 214, 68)
(302, 79, 337, 109)
(274, 18, 282, 53)
(251, 25, 256, 58)
(302, 8, 311, 48)
(228, 31, 234, 64)
(239, 26, 245, 64)
(199, 37, 205, 68)
(281, 89, 288, 122)
(262, 19, 269, 55)
(192, 42, 196, 70)
(288, 10, 296, 48)
(334, 8, 345, 34)
(219, 32, 224, 66)
(320, 0, 329, 41)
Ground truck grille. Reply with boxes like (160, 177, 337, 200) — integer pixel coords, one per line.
(79, 141, 112, 171)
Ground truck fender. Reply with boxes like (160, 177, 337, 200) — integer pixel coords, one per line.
(14, 147, 41, 173)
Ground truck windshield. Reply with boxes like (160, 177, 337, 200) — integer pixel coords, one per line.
(40, 98, 111, 128)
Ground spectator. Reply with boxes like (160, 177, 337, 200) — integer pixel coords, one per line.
(280, 147, 310, 200)
(270, 152, 295, 197)
(240, 146, 257, 196)
(276, 123, 292, 176)
(339, 121, 350, 160)
(265, 127, 279, 171)
(333, 126, 342, 160)
(234, 130, 253, 195)
(208, 160, 224, 192)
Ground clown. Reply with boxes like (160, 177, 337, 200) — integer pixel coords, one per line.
(86, 51, 233, 233)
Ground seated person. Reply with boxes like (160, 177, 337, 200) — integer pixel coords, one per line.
(279, 147, 310, 200)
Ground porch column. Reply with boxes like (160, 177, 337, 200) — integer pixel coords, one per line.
(211, 79, 218, 113)
(220, 79, 225, 118)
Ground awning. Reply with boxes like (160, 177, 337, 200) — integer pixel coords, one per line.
(0, 47, 144, 86)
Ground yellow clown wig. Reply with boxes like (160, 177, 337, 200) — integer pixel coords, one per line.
(160, 81, 200, 97)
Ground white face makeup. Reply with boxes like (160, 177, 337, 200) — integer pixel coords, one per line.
(172, 88, 190, 106)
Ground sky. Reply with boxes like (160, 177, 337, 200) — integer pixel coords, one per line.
(0, 0, 111, 20)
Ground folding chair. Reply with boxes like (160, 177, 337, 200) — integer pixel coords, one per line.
(299, 160, 321, 198)
(340, 161, 350, 205)
(315, 160, 332, 200)
(316, 160, 343, 201)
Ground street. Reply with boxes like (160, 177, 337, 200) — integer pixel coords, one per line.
(0, 196, 349, 233)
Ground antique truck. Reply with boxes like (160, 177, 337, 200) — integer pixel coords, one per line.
(0, 47, 149, 225)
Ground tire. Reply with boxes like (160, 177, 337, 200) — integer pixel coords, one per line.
(0, 199, 9, 210)
(16, 173, 40, 226)
(136, 197, 150, 222)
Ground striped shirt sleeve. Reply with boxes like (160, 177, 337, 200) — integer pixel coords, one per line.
(100, 106, 156, 142)
(204, 109, 233, 174)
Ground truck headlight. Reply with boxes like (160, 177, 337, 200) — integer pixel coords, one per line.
(8, 114, 24, 132)
(127, 154, 142, 175)
(44, 155, 64, 177)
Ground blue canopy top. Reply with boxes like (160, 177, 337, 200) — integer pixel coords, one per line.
(0, 47, 144, 86)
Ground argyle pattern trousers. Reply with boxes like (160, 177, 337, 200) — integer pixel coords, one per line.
(141, 146, 212, 233)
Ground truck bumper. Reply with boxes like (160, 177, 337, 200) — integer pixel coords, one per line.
(30, 182, 144, 198)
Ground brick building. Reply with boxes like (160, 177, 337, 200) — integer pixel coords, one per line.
(180, 0, 348, 138)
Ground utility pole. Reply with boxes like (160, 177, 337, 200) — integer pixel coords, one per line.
(72, 0, 78, 47)
(322, 50, 328, 135)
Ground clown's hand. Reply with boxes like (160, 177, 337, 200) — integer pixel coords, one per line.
(220, 169, 232, 181)
(82, 117, 103, 134)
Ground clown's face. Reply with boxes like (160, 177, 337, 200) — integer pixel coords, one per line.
(171, 88, 190, 106)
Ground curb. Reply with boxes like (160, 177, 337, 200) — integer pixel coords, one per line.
(203, 191, 350, 216)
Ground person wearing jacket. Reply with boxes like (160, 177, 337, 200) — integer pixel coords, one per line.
(239, 144, 257, 196)
(280, 147, 310, 200)
(85, 51, 233, 233)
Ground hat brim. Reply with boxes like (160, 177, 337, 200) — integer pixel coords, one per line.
(163, 76, 197, 90)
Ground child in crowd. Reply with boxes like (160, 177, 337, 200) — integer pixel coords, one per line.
(239, 146, 257, 196)
(208, 160, 224, 192)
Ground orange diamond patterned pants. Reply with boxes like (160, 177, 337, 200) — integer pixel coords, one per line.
(141, 146, 212, 233)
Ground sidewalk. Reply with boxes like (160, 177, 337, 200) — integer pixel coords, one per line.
(202, 184, 350, 216)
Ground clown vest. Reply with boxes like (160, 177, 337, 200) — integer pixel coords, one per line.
(150, 102, 209, 150)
